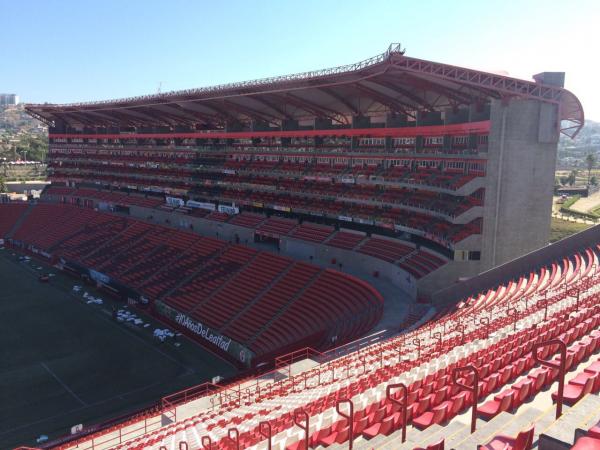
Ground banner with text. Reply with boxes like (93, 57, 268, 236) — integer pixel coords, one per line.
(155, 300, 254, 366)
(186, 200, 216, 211)
(218, 204, 240, 215)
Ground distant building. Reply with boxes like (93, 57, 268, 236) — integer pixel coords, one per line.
(0, 93, 19, 106)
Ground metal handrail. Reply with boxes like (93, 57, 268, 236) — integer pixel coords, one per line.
(453, 365, 479, 433)
(533, 339, 566, 418)
(293, 409, 310, 450)
(336, 399, 354, 449)
(413, 337, 421, 359)
(387, 383, 408, 443)
(201, 436, 212, 449)
(259, 421, 272, 450)
(228, 428, 240, 450)
(507, 307, 518, 331)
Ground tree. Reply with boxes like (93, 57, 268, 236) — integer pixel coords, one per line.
(0, 175, 6, 193)
(560, 176, 569, 186)
(14, 134, 48, 162)
(567, 170, 577, 186)
(591, 176, 598, 186)
(586, 153, 597, 185)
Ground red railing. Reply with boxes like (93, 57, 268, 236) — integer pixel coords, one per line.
(293, 409, 310, 450)
(275, 347, 324, 369)
(533, 339, 567, 419)
(336, 399, 354, 450)
(453, 365, 479, 433)
(387, 383, 408, 443)
(161, 382, 221, 410)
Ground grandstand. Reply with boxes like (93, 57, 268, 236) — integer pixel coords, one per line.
(26, 43, 584, 296)
(7, 210, 598, 449)
(7, 44, 597, 449)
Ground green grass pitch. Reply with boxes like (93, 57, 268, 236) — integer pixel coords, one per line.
(0, 248, 237, 448)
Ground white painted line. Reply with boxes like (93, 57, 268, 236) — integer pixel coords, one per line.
(40, 362, 87, 407)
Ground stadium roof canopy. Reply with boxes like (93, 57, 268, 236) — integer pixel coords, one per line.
(26, 44, 584, 138)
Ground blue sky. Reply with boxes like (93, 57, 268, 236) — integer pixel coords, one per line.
(2, 0, 599, 120)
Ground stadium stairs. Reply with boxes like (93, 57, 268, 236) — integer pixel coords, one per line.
(2, 202, 34, 239)
(41, 237, 600, 450)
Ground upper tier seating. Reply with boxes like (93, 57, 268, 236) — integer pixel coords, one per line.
(7, 203, 383, 361)
(44, 184, 481, 247)
(59, 240, 600, 450)
(43, 186, 450, 278)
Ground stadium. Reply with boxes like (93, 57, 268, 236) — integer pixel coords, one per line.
(2, 44, 598, 449)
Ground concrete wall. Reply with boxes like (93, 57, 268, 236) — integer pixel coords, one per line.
(480, 99, 559, 271)
(280, 234, 418, 297)
(128, 205, 256, 244)
(416, 260, 482, 298)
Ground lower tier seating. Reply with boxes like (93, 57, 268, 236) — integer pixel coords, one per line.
(7, 203, 383, 361)
(0, 202, 28, 237)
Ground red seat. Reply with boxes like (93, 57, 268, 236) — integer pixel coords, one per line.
(439, 391, 467, 418)
(309, 426, 331, 447)
(552, 377, 595, 406)
(413, 403, 448, 430)
(285, 438, 307, 450)
(352, 416, 369, 435)
(590, 424, 600, 439)
(361, 414, 397, 439)
(479, 424, 534, 450)
(511, 379, 533, 409)
(478, 391, 514, 420)
(413, 437, 444, 450)
(571, 436, 600, 450)
(527, 368, 548, 392)
(585, 361, 600, 375)
(569, 371, 600, 394)
(317, 426, 349, 447)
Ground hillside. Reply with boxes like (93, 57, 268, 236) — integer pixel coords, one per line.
(0, 105, 48, 162)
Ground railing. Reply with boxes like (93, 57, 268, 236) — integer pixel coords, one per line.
(161, 382, 221, 410)
(533, 339, 567, 419)
(336, 399, 354, 450)
(275, 347, 324, 369)
(387, 383, 408, 443)
(293, 409, 310, 450)
(453, 365, 479, 433)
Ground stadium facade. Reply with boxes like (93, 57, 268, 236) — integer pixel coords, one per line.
(26, 43, 584, 298)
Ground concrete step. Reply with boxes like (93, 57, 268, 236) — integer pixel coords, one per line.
(447, 410, 527, 449)
(388, 420, 467, 450)
(539, 393, 600, 450)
